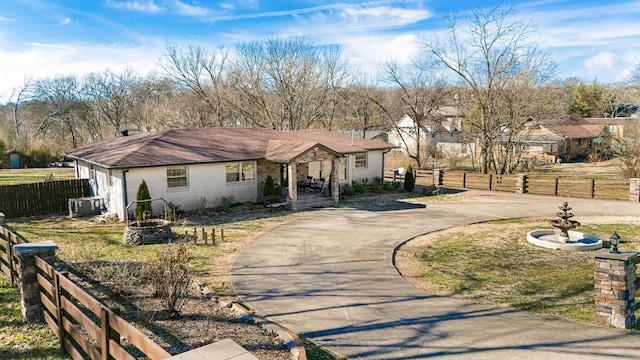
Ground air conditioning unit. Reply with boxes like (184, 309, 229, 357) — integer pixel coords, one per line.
(69, 197, 105, 218)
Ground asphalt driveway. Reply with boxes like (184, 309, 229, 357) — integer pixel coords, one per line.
(231, 190, 640, 359)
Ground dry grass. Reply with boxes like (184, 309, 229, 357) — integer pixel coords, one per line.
(396, 216, 640, 324)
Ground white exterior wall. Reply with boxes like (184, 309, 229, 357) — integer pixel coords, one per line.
(75, 160, 125, 218)
(345, 150, 386, 184)
(124, 163, 257, 218)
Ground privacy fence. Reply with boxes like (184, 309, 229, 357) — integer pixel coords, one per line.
(0, 225, 171, 360)
(0, 179, 91, 217)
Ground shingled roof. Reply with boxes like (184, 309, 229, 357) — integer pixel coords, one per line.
(65, 128, 395, 169)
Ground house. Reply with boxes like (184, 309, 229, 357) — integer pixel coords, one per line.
(64, 128, 396, 220)
(545, 115, 606, 161)
(388, 113, 458, 154)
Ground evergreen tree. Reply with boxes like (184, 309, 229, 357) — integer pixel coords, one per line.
(403, 165, 415, 192)
(263, 175, 277, 196)
(135, 179, 152, 220)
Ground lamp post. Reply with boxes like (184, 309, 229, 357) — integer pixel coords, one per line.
(610, 231, 620, 254)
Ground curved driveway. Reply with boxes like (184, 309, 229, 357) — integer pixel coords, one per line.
(232, 191, 640, 359)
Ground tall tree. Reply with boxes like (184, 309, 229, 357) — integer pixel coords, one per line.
(161, 44, 229, 127)
(424, 5, 556, 174)
(228, 36, 351, 130)
(377, 57, 449, 167)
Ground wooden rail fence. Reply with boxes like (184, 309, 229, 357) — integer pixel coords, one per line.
(0, 179, 91, 217)
(35, 256, 171, 360)
(1, 225, 171, 360)
(386, 169, 629, 201)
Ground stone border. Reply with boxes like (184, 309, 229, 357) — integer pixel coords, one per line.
(217, 298, 306, 360)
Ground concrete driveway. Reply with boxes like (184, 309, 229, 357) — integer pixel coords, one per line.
(231, 191, 640, 359)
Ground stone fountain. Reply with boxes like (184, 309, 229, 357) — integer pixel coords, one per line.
(526, 201, 602, 251)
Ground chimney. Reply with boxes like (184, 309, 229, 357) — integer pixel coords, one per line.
(121, 129, 129, 136)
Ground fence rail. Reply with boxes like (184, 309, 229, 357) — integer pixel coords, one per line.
(0, 179, 91, 218)
(34, 257, 171, 360)
(1, 223, 171, 360)
(386, 169, 630, 201)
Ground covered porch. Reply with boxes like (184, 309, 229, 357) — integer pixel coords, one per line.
(257, 142, 342, 211)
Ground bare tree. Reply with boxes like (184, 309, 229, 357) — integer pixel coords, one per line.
(228, 36, 351, 130)
(31, 76, 89, 148)
(376, 57, 449, 167)
(8, 80, 32, 138)
(161, 44, 229, 127)
(425, 5, 556, 174)
(83, 68, 139, 138)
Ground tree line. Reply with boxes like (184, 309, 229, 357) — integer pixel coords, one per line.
(1, 6, 639, 173)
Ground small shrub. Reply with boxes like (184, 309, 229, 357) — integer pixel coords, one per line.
(194, 197, 209, 215)
(94, 261, 143, 297)
(24, 145, 55, 168)
(404, 165, 415, 192)
(163, 202, 182, 221)
(148, 244, 193, 316)
(135, 180, 152, 221)
(215, 195, 236, 212)
(352, 181, 366, 194)
(341, 184, 356, 197)
(263, 175, 277, 196)
(370, 180, 385, 194)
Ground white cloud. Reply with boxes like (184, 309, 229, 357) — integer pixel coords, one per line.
(0, 15, 16, 23)
(0, 42, 164, 103)
(105, 1, 164, 14)
(340, 33, 421, 77)
(172, 0, 209, 17)
(341, 6, 431, 25)
(60, 17, 72, 25)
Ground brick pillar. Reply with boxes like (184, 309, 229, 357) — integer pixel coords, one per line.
(593, 249, 638, 329)
(13, 241, 58, 323)
(433, 169, 444, 186)
(629, 178, 640, 202)
(516, 174, 528, 194)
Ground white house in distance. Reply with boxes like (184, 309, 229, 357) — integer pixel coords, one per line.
(387, 108, 469, 157)
(65, 128, 396, 220)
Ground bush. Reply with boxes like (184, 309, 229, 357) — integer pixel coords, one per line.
(163, 202, 182, 221)
(404, 165, 415, 192)
(370, 180, 385, 194)
(135, 180, 152, 221)
(149, 244, 193, 316)
(352, 181, 366, 194)
(263, 175, 277, 197)
(341, 184, 356, 197)
(24, 145, 56, 168)
(194, 197, 209, 215)
(215, 195, 236, 212)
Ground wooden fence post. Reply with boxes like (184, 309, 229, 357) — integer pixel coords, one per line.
(221, 229, 224, 243)
(462, 172, 467, 188)
(54, 270, 65, 352)
(488, 174, 493, 191)
(554, 177, 559, 196)
(212, 228, 216, 245)
(591, 179, 595, 198)
(203, 229, 208, 245)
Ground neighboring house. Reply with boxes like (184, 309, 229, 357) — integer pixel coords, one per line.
(545, 115, 606, 161)
(387, 113, 461, 155)
(518, 125, 568, 164)
(65, 128, 396, 220)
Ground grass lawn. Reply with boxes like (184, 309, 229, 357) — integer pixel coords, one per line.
(0, 276, 67, 360)
(0, 168, 75, 186)
(396, 217, 640, 325)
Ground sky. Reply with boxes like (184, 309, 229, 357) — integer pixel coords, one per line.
(1, 0, 640, 103)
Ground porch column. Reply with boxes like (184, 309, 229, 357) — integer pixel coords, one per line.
(331, 158, 339, 206)
(288, 162, 298, 211)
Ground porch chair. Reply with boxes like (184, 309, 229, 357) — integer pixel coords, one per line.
(297, 176, 313, 192)
(310, 178, 325, 193)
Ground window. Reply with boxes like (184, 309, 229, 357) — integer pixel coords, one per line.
(226, 161, 255, 183)
(355, 152, 367, 168)
(167, 166, 187, 188)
